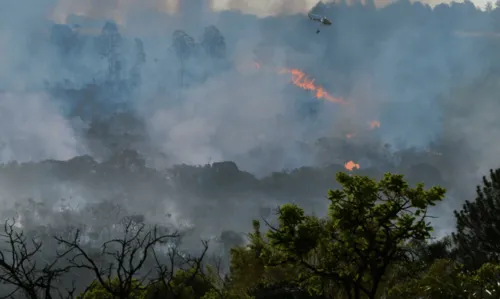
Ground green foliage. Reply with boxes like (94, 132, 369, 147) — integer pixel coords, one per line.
(388, 259, 500, 299)
(142, 266, 215, 299)
(75, 170, 500, 299)
(469, 263, 500, 297)
(234, 172, 445, 299)
(79, 266, 215, 299)
(412, 236, 455, 267)
(200, 288, 247, 299)
(228, 235, 312, 298)
(388, 259, 466, 298)
(77, 278, 145, 299)
(453, 169, 500, 270)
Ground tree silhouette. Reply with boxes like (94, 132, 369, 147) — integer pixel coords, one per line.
(55, 218, 178, 299)
(486, 1, 493, 13)
(200, 26, 226, 61)
(171, 30, 196, 91)
(130, 38, 146, 87)
(0, 220, 75, 299)
(98, 22, 123, 82)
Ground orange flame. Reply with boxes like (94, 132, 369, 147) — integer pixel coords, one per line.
(369, 121, 381, 129)
(251, 63, 344, 104)
(344, 160, 360, 171)
(250, 62, 383, 162)
(280, 68, 345, 104)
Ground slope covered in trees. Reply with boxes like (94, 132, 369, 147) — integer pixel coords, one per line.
(0, 167, 498, 298)
(3, 0, 500, 298)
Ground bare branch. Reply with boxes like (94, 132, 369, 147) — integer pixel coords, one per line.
(55, 219, 178, 299)
(148, 239, 210, 298)
(0, 219, 73, 299)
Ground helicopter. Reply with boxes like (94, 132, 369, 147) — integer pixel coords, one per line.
(308, 13, 332, 34)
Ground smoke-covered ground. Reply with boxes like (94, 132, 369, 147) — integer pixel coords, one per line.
(0, 0, 500, 257)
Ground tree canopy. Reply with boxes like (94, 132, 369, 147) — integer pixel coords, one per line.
(1, 169, 500, 298)
(453, 168, 500, 270)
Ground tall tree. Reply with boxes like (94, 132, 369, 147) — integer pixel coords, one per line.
(97, 22, 123, 82)
(247, 172, 445, 299)
(200, 26, 226, 61)
(453, 168, 500, 270)
(171, 30, 196, 91)
(129, 38, 146, 87)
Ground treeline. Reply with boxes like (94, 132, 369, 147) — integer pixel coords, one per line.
(0, 148, 448, 223)
(1, 166, 500, 298)
(48, 0, 500, 96)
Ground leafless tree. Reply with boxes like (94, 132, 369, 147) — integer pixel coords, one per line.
(146, 238, 210, 298)
(0, 219, 75, 299)
(55, 219, 178, 299)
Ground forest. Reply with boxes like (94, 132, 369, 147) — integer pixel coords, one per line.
(0, 165, 500, 298)
(2, 0, 500, 297)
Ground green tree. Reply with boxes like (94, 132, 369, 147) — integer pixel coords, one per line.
(388, 259, 500, 299)
(470, 262, 500, 297)
(254, 172, 445, 299)
(227, 220, 322, 298)
(144, 267, 215, 299)
(78, 278, 145, 299)
(388, 259, 465, 299)
(453, 168, 500, 270)
(412, 236, 455, 268)
(79, 267, 217, 299)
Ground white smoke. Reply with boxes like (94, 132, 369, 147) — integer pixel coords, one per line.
(0, 92, 85, 163)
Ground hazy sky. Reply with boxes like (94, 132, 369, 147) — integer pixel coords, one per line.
(50, 0, 490, 24)
(210, 0, 488, 15)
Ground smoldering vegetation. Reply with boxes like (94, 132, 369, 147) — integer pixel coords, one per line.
(0, 0, 499, 296)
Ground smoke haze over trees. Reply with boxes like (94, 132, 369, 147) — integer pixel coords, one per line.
(1, 0, 500, 296)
